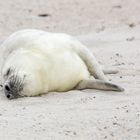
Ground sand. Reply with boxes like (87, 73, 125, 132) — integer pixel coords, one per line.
(0, 0, 140, 37)
(0, 0, 140, 140)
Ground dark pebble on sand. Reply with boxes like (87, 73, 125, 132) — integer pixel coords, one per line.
(128, 23, 135, 28)
(116, 53, 119, 56)
(38, 14, 51, 17)
(126, 36, 135, 41)
(113, 5, 122, 9)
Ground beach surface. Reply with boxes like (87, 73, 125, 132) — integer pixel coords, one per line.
(0, 0, 140, 140)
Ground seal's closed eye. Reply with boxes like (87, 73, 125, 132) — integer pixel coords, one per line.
(4, 68, 13, 78)
(6, 68, 11, 76)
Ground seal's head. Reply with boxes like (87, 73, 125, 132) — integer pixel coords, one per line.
(2, 49, 48, 99)
(3, 68, 25, 99)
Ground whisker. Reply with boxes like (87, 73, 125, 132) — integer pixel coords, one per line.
(8, 71, 24, 93)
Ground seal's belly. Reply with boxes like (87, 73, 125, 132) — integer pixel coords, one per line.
(41, 50, 90, 92)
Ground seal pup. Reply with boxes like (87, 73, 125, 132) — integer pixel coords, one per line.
(0, 29, 124, 99)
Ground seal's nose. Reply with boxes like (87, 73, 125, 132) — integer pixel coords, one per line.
(4, 83, 21, 99)
(4, 84, 14, 99)
(5, 84, 11, 92)
(6, 94, 11, 99)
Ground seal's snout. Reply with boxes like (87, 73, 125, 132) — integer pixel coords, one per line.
(3, 73, 24, 99)
(4, 84, 17, 99)
(5, 84, 11, 92)
(6, 94, 12, 99)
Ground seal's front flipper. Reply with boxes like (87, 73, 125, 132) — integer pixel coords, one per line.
(75, 79, 124, 92)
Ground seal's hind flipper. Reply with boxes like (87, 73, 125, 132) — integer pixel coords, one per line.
(103, 68, 119, 74)
(75, 79, 124, 92)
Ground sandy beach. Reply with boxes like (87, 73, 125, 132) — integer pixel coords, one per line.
(0, 0, 140, 140)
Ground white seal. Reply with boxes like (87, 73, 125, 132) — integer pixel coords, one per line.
(0, 29, 124, 99)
